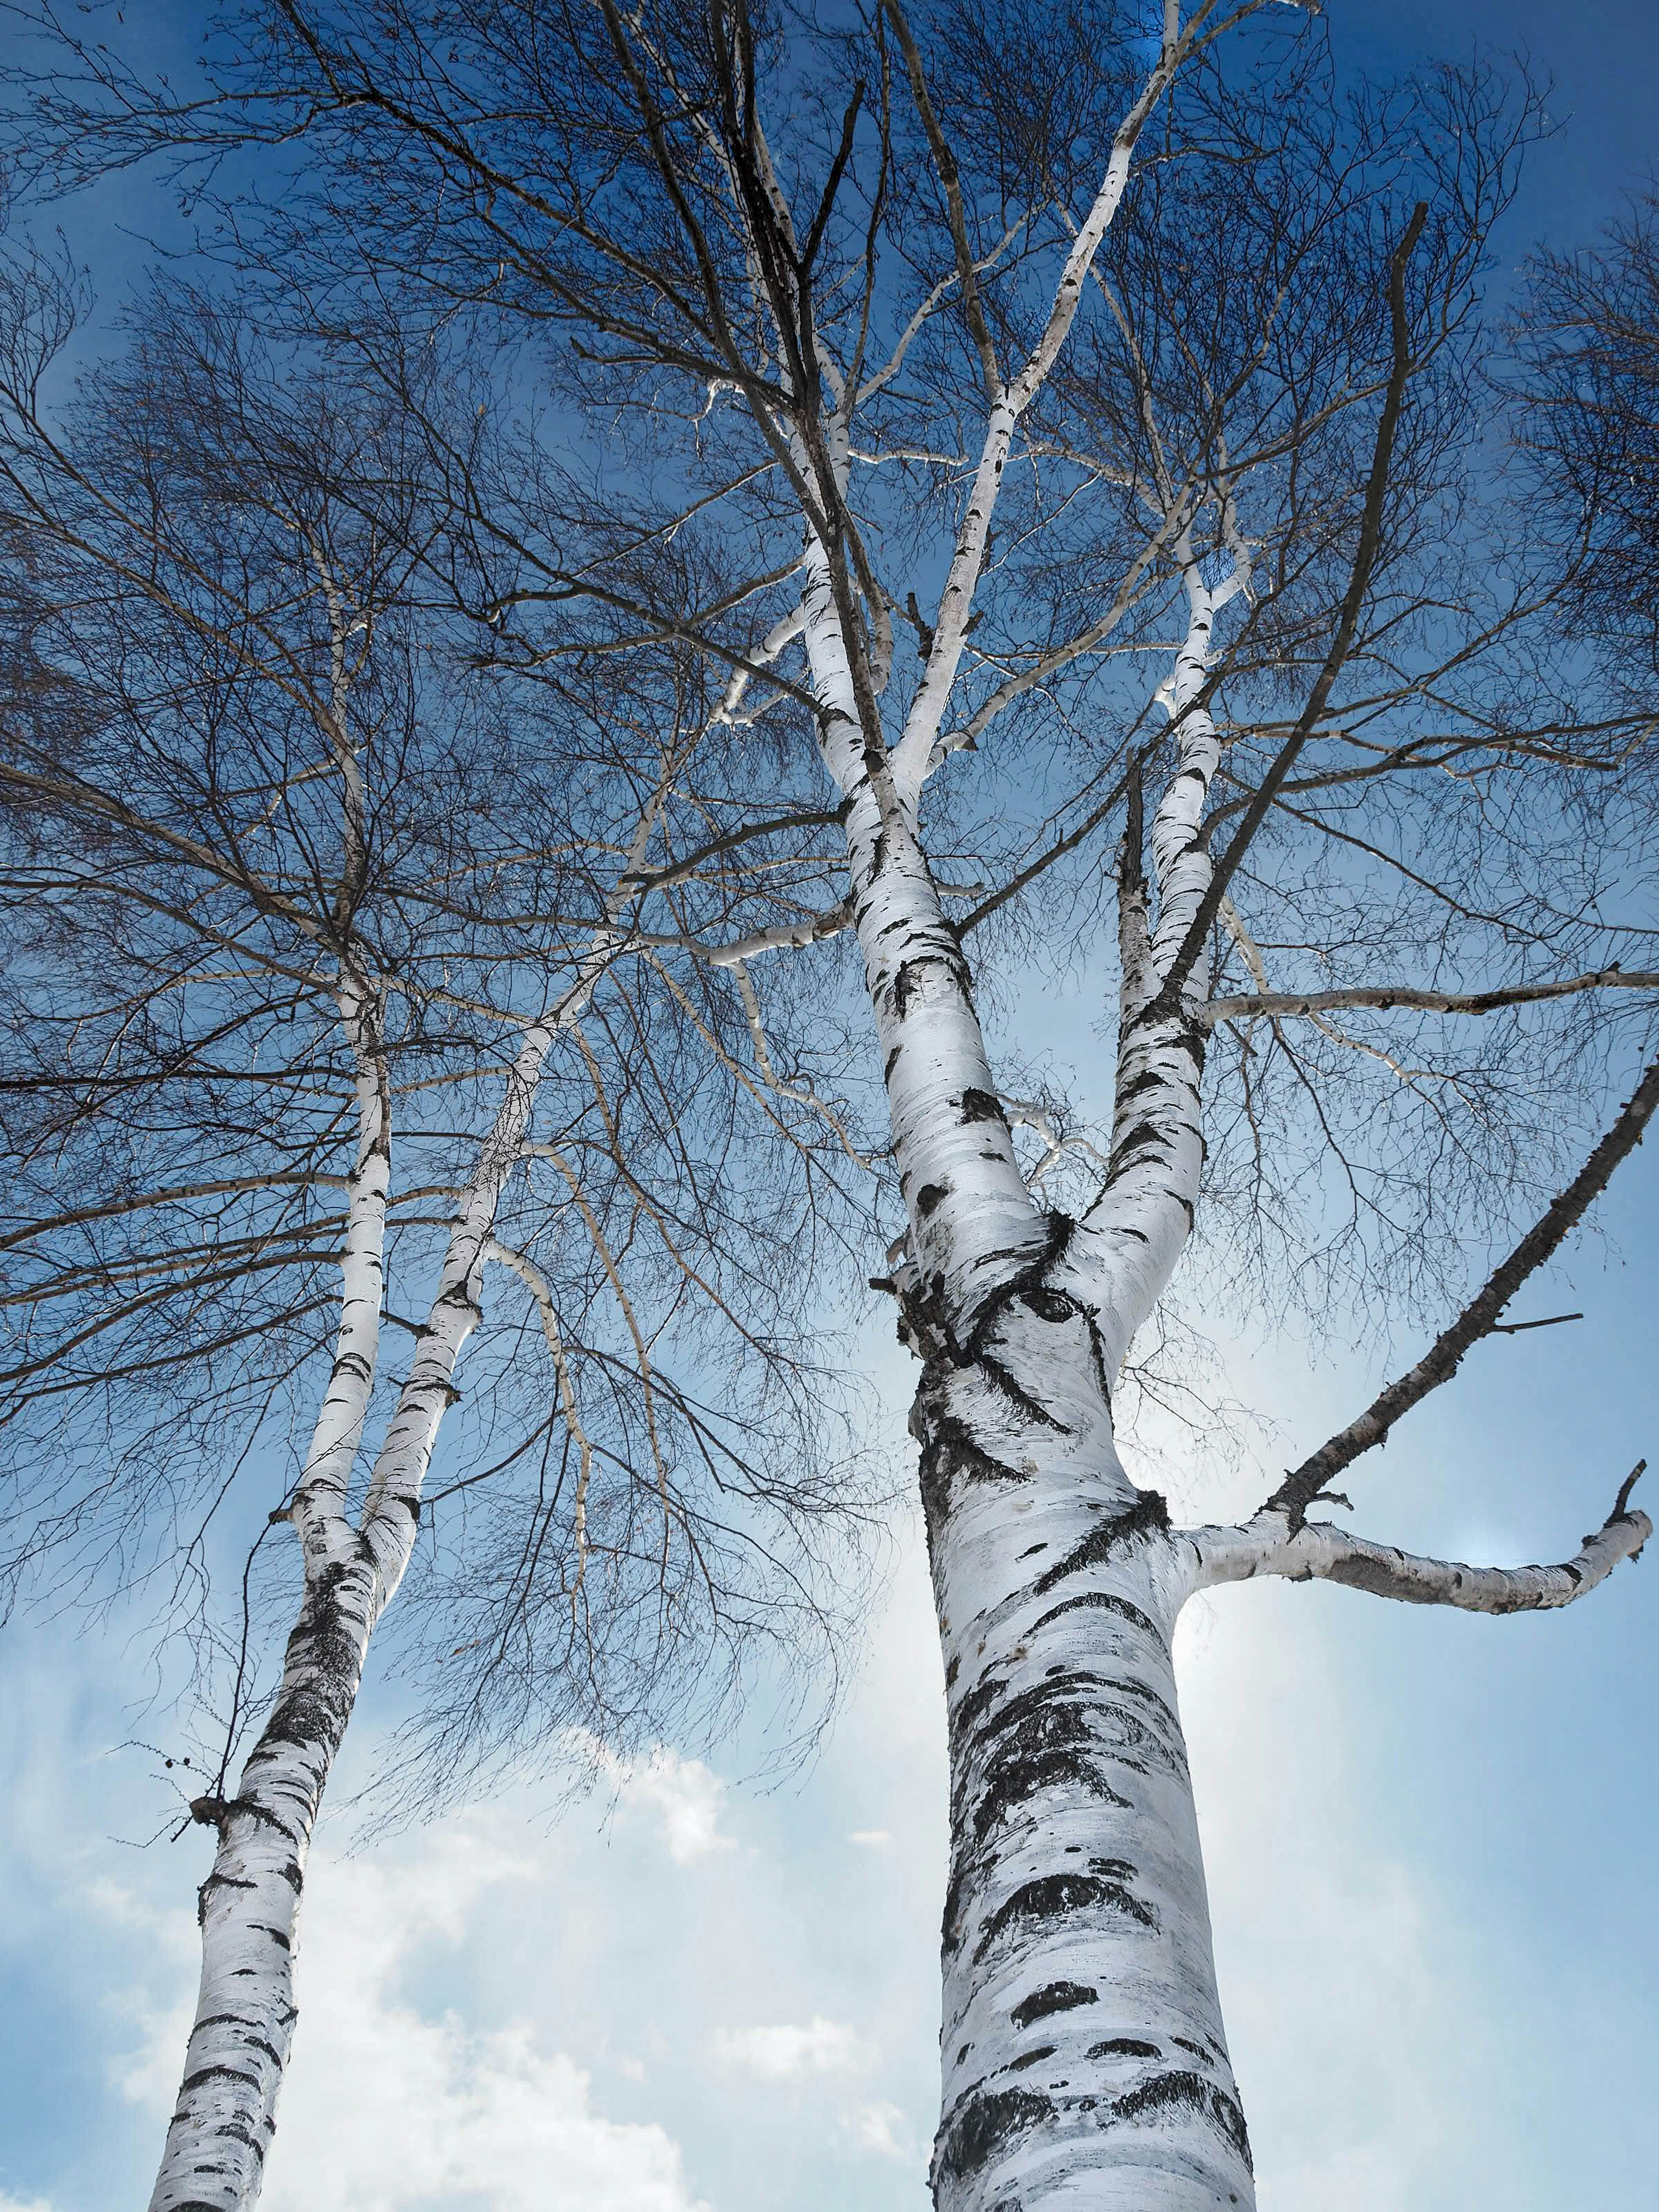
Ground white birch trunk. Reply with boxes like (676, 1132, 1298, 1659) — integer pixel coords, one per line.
(149, 985, 394, 2212)
(925, 1376, 1252, 2211)
(147, 782, 668, 2209)
(795, 483, 1252, 2202)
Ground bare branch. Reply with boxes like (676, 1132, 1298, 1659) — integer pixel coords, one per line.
(1267, 1050, 1659, 1526)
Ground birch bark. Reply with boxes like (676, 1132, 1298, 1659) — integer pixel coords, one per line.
(146, 785, 671, 2212)
(789, 390, 1254, 2197)
(893, 591, 1255, 2209)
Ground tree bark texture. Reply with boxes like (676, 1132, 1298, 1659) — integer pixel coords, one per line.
(153, 1556, 380, 2212)
(917, 1301, 1253, 2212)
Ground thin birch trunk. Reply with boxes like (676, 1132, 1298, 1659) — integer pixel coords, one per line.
(149, 983, 393, 2212)
(147, 781, 671, 2212)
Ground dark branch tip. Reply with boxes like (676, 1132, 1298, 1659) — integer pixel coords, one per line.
(1612, 1458, 1647, 1520)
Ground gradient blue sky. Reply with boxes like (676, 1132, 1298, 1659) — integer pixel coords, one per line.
(3, 3, 1658, 2208)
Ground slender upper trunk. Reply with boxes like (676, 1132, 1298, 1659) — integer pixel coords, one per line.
(148, 980, 394, 2212)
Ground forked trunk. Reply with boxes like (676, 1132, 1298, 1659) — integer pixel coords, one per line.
(917, 1304, 1252, 2212)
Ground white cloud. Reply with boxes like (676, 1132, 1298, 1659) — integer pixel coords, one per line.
(567, 1733, 737, 1865)
(105, 1820, 709, 2212)
(0, 2194, 61, 2212)
(844, 2101, 910, 2159)
(713, 2018, 868, 2082)
(846, 1831, 891, 1848)
(269, 2021, 703, 2212)
(621, 1748, 737, 1866)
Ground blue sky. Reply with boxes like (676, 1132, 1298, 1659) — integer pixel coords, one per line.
(3, 2, 1658, 2208)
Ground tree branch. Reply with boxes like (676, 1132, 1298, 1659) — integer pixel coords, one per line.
(1266, 1047, 1659, 1526)
(1201, 966, 1659, 1027)
(1189, 1467, 1650, 1612)
(1147, 200, 1430, 1019)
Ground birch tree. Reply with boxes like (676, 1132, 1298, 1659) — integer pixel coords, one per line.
(0, 270, 875, 2209)
(6, 4, 1659, 2209)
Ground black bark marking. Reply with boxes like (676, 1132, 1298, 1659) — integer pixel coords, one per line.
(1098, 1672, 1182, 1732)
(1108, 1118, 1171, 1173)
(1011, 1981, 1097, 2030)
(221, 1797, 289, 1837)
(892, 947, 972, 1019)
(934, 2086, 1052, 2183)
(976, 1349, 1071, 1430)
(945, 1662, 1181, 1953)
(967, 1211, 1077, 1343)
(250, 1561, 365, 1758)
(1115, 1068, 1166, 1107)
(197, 1874, 257, 1926)
(1030, 1588, 1160, 1639)
(963, 1675, 1136, 1853)
(1089, 2037, 1161, 2059)
(181, 2066, 261, 2094)
(973, 1872, 1156, 1963)
(1008, 2044, 1056, 2071)
(1030, 1494, 1171, 1596)
(915, 1379, 1030, 1542)
(915, 1182, 949, 1218)
(960, 1086, 1006, 1124)
(1106, 2069, 1252, 2169)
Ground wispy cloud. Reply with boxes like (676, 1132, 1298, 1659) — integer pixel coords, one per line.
(845, 2101, 911, 2159)
(566, 1733, 738, 1865)
(713, 2018, 868, 2082)
(618, 1748, 738, 1866)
